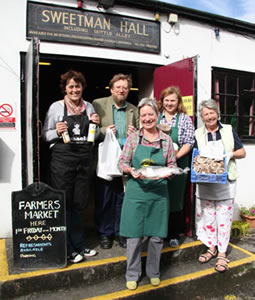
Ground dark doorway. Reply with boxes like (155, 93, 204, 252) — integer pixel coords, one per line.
(38, 54, 159, 183)
(38, 54, 158, 227)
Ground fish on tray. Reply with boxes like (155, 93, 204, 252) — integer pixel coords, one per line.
(133, 166, 190, 179)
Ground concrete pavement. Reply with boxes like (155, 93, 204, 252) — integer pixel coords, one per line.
(1, 227, 255, 299)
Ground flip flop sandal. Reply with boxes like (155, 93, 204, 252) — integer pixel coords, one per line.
(215, 256, 230, 273)
(198, 249, 218, 263)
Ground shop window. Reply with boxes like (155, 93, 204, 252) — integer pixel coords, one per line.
(212, 67, 255, 142)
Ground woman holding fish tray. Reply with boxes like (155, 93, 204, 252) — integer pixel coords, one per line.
(195, 99, 245, 273)
(157, 86, 195, 247)
(118, 98, 176, 290)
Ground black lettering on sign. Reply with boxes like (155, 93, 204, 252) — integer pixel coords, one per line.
(12, 182, 66, 270)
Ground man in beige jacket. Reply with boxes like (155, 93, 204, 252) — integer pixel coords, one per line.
(93, 73, 139, 249)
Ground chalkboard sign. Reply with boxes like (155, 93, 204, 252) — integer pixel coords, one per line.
(12, 182, 66, 269)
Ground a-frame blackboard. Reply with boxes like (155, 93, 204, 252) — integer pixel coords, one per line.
(12, 182, 66, 269)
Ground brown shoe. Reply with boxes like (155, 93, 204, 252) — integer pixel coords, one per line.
(198, 249, 217, 263)
(215, 256, 230, 273)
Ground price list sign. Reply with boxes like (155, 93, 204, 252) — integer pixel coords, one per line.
(12, 182, 66, 269)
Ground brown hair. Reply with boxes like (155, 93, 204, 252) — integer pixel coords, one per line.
(59, 70, 86, 95)
(159, 86, 186, 114)
(109, 73, 133, 89)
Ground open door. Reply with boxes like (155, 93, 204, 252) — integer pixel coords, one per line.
(153, 56, 197, 237)
(24, 38, 40, 185)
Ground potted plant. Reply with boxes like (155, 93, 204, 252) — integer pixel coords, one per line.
(240, 205, 255, 228)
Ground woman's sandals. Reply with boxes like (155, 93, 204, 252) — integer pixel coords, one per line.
(215, 256, 230, 273)
(198, 249, 218, 263)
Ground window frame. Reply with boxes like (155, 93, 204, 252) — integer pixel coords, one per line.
(212, 67, 255, 143)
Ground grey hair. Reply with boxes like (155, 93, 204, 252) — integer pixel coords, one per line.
(137, 98, 159, 115)
(199, 99, 221, 120)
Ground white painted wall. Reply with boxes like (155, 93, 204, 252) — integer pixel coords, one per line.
(0, 0, 28, 238)
(0, 0, 254, 237)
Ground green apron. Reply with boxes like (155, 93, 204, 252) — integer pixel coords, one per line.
(158, 113, 189, 212)
(120, 137, 169, 238)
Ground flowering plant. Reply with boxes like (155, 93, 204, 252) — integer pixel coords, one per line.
(240, 205, 255, 217)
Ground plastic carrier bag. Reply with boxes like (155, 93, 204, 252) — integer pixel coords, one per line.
(96, 129, 123, 181)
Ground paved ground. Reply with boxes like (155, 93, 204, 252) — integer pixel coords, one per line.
(1, 227, 255, 300)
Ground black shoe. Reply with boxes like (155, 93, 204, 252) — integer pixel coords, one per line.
(68, 252, 84, 263)
(115, 235, 127, 248)
(100, 236, 113, 249)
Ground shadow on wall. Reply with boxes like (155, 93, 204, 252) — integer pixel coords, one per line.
(233, 202, 242, 221)
(0, 137, 15, 183)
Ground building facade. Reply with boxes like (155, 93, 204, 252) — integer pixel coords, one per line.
(0, 0, 254, 237)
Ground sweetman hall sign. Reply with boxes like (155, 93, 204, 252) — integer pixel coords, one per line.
(27, 2, 160, 54)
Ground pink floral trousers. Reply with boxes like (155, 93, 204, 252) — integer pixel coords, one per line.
(196, 198, 234, 253)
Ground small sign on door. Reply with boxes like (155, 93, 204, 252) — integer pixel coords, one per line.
(182, 96, 193, 117)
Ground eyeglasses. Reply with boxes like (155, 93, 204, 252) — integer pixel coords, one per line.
(113, 86, 129, 91)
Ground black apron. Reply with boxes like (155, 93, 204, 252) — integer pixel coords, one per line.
(50, 104, 93, 255)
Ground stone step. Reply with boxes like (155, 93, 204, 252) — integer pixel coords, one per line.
(1, 237, 255, 299)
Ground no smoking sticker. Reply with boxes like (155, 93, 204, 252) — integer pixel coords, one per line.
(0, 103, 13, 117)
(0, 102, 16, 129)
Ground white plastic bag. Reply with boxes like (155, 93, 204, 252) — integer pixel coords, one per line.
(97, 142, 113, 181)
(96, 129, 123, 181)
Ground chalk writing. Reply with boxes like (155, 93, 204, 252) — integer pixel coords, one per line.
(12, 182, 66, 269)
